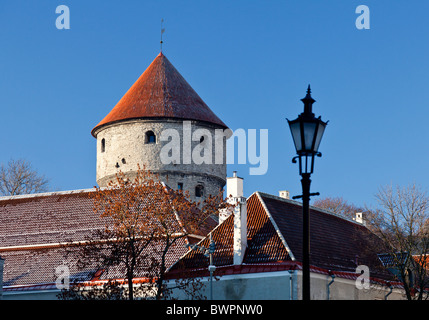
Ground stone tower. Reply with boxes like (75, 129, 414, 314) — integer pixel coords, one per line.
(91, 52, 229, 200)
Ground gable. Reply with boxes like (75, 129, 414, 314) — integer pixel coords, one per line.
(169, 193, 291, 272)
(170, 191, 392, 282)
(258, 193, 391, 279)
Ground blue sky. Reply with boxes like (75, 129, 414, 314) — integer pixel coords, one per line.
(0, 1, 428, 208)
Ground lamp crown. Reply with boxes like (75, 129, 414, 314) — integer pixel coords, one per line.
(300, 84, 316, 117)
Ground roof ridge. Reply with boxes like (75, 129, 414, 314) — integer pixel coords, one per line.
(257, 191, 364, 226)
(0, 188, 96, 201)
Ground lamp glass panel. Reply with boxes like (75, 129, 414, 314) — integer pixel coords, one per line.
(313, 122, 326, 152)
(289, 121, 302, 152)
(302, 122, 317, 152)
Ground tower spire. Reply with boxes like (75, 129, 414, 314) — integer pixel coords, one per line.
(160, 19, 165, 53)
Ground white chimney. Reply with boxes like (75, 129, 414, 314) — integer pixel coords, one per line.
(353, 212, 365, 225)
(279, 190, 290, 199)
(227, 171, 243, 198)
(233, 196, 247, 266)
(219, 172, 247, 265)
(219, 171, 244, 224)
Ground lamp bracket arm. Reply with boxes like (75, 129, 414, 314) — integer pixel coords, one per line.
(292, 192, 320, 200)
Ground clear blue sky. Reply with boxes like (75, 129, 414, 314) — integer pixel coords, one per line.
(0, 1, 428, 208)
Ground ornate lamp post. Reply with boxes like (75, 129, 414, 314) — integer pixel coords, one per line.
(186, 233, 216, 300)
(287, 85, 328, 300)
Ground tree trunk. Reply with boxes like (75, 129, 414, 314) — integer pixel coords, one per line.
(156, 239, 170, 300)
(127, 270, 134, 300)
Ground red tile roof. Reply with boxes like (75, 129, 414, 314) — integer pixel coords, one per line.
(259, 193, 386, 274)
(0, 189, 395, 290)
(170, 193, 291, 271)
(169, 192, 393, 282)
(92, 52, 227, 137)
(0, 188, 212, 288)
(413, 254, 429, 270)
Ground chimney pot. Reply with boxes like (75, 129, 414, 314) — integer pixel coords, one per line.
(353, 212, 365, 225)
(227, 172, 243, 198)
(219, 172, 245, 224)
(279, 190, 290, 199)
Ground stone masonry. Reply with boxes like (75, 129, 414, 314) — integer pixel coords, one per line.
(94, 118, 228, 201)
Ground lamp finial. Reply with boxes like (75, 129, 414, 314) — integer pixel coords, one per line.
(301, 85, 315, 116)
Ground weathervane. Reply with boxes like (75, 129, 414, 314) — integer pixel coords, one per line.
(160, 19, 165, 52)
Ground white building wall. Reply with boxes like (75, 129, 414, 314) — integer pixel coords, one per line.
(3, 270, 405, 300)
(3, 290, 60, 300)
(170, 270, 405, 300)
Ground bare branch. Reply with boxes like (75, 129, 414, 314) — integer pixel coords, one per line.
(0, 158, 50, 196)
(61, 165, 225, 300)
(366, 183, 429, 300)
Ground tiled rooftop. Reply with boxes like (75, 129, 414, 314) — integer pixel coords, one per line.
(0, 188, 211, 288)
(170, 192, 393, 282)
(92, 52, 227, 136)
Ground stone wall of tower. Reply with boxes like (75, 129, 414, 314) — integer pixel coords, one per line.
(94, 119, 227, 200)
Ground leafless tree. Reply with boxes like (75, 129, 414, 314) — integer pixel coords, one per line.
(60, 166, 227, 300)
(366, 183, 429, 300)
(0, 158, 49, 196)
(313, 196, 365, 220)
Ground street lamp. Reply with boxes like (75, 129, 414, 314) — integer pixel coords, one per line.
(287, 85, 328, 301)
(186, 233, 216, 300)
(207, 234, 216, 301)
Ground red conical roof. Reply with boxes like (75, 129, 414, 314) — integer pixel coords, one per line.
(92, 52, 227, 137)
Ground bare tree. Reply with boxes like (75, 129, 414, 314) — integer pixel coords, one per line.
(60, 166, 227, 300)
(0, 158, 49, 196)
(313, 196, 364, 220)
(366, 183, 429, 300)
